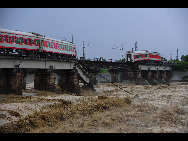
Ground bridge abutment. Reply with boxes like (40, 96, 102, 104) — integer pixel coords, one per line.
(0, 69, 22, 95)
(34, 69, 56, 92)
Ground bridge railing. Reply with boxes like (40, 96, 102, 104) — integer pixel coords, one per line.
(75, 63, 90, 84)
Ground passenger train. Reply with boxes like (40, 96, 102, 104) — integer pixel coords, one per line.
(0, 28, 77, 59)
(0, 28, 163, 65)
(125, 50, 162, 64)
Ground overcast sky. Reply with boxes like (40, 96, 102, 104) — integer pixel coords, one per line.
(0, 8, 188, 61)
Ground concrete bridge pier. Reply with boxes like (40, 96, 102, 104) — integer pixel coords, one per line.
(160, 70, 167, 79)
(110, 72, 119, 83)
(89, 73, 97, 85)
(34, 69, 56, 92)
(109, 70, 119, 83)
(58, 70, 80, 94)
(159, 70, 171, 83)
(145, 70, 161, 85)
(153, 70, 160, 79)
(136, 71, 142, 79)
(119, 72, 127, 82)
(22, 70, 28, 90)
(0, 68, 22, 95)
(127, 71, 134, 80)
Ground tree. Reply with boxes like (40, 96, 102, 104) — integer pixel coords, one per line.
(173, 55, 188, 71)
(181, 55, 188, 62)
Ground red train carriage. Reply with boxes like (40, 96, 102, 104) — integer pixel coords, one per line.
(125, 50, 162, 64)
(148, 52, 161, 62)
(0, 28, 77, 59)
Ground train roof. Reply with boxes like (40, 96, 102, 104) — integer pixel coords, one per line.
(0, 28, 36, 37)
(0, 28, 74, 45)
(135, 50, 148, 53)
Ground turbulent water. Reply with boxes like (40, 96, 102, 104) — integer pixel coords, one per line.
(0, 82, 188, 133)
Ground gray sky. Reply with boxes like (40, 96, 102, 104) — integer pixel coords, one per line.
(0, 8, 188, 61)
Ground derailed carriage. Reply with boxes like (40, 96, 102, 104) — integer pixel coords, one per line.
(0, 28, 77, 60)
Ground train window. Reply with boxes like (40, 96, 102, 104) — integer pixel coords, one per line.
(15, 37, 17, 43)
(69, 46, 72, 52)
(6, 36, 9, 42)
(32, 40, 34, 45)
(22, 38, 24, 44)
(65, 45, 68, 51)
(145, 54, 148, 57)
(51, 42, 54, 48)
(25, 39, 28, 44)
(28, 39, 31, 45)
(0, 35, 1, 41)
(10, 37, 13, 42)
(3, 35, 5, 41)
(18, 38, 21, 44)
(41, 40, 43, 46)
(60, 44, 63, 50)
(34, 39, 38, 46)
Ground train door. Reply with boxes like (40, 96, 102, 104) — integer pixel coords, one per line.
(39, 39, 43, 52)
(127, 54, 132, 62)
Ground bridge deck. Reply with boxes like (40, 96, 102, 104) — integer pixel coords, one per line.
(0, 57, 75, 69)
(138, 64, 172, 71)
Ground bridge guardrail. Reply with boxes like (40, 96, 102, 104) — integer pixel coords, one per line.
(75, 63, 90, 84)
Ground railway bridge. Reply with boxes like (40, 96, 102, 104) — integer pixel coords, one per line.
(0, 56, 172, 95)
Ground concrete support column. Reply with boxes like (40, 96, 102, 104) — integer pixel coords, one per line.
(143, 70, 160, 80)
(22, 70, 27, 90)
(127, 71, 134, 80)
(153, 70, 160, 79)
(34, 69, 55, 92)
(89, 73, 97, 85)
(58, 70, 80, 94)
(0, 69, 22, 95)
(69, 70, 81, 94)
(119, 72, 127, 82)
(110, 72, 119, 83)
(161, 71, 167, 79)
(136, 71, 142, 79)
(166, 70, 172, 81)
(147, 70, 152, 79)
(58, 70, 69, 92)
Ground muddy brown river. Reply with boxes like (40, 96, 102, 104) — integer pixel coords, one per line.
(0, 82, 188, 133)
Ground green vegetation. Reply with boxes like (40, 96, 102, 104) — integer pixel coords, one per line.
(170, 55, 188, 71)
(99, 69, 108, 73)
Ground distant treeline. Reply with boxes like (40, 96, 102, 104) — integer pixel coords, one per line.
(171, 55, 188, 71)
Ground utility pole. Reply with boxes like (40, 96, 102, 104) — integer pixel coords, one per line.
(135, 42, 138, 51)
(121, 43, 123, 58)
(83, 41, 85, 59)
(72, 35, 73, 43)
(170, 53, 172, 61)
(176, 48, 178, 60)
